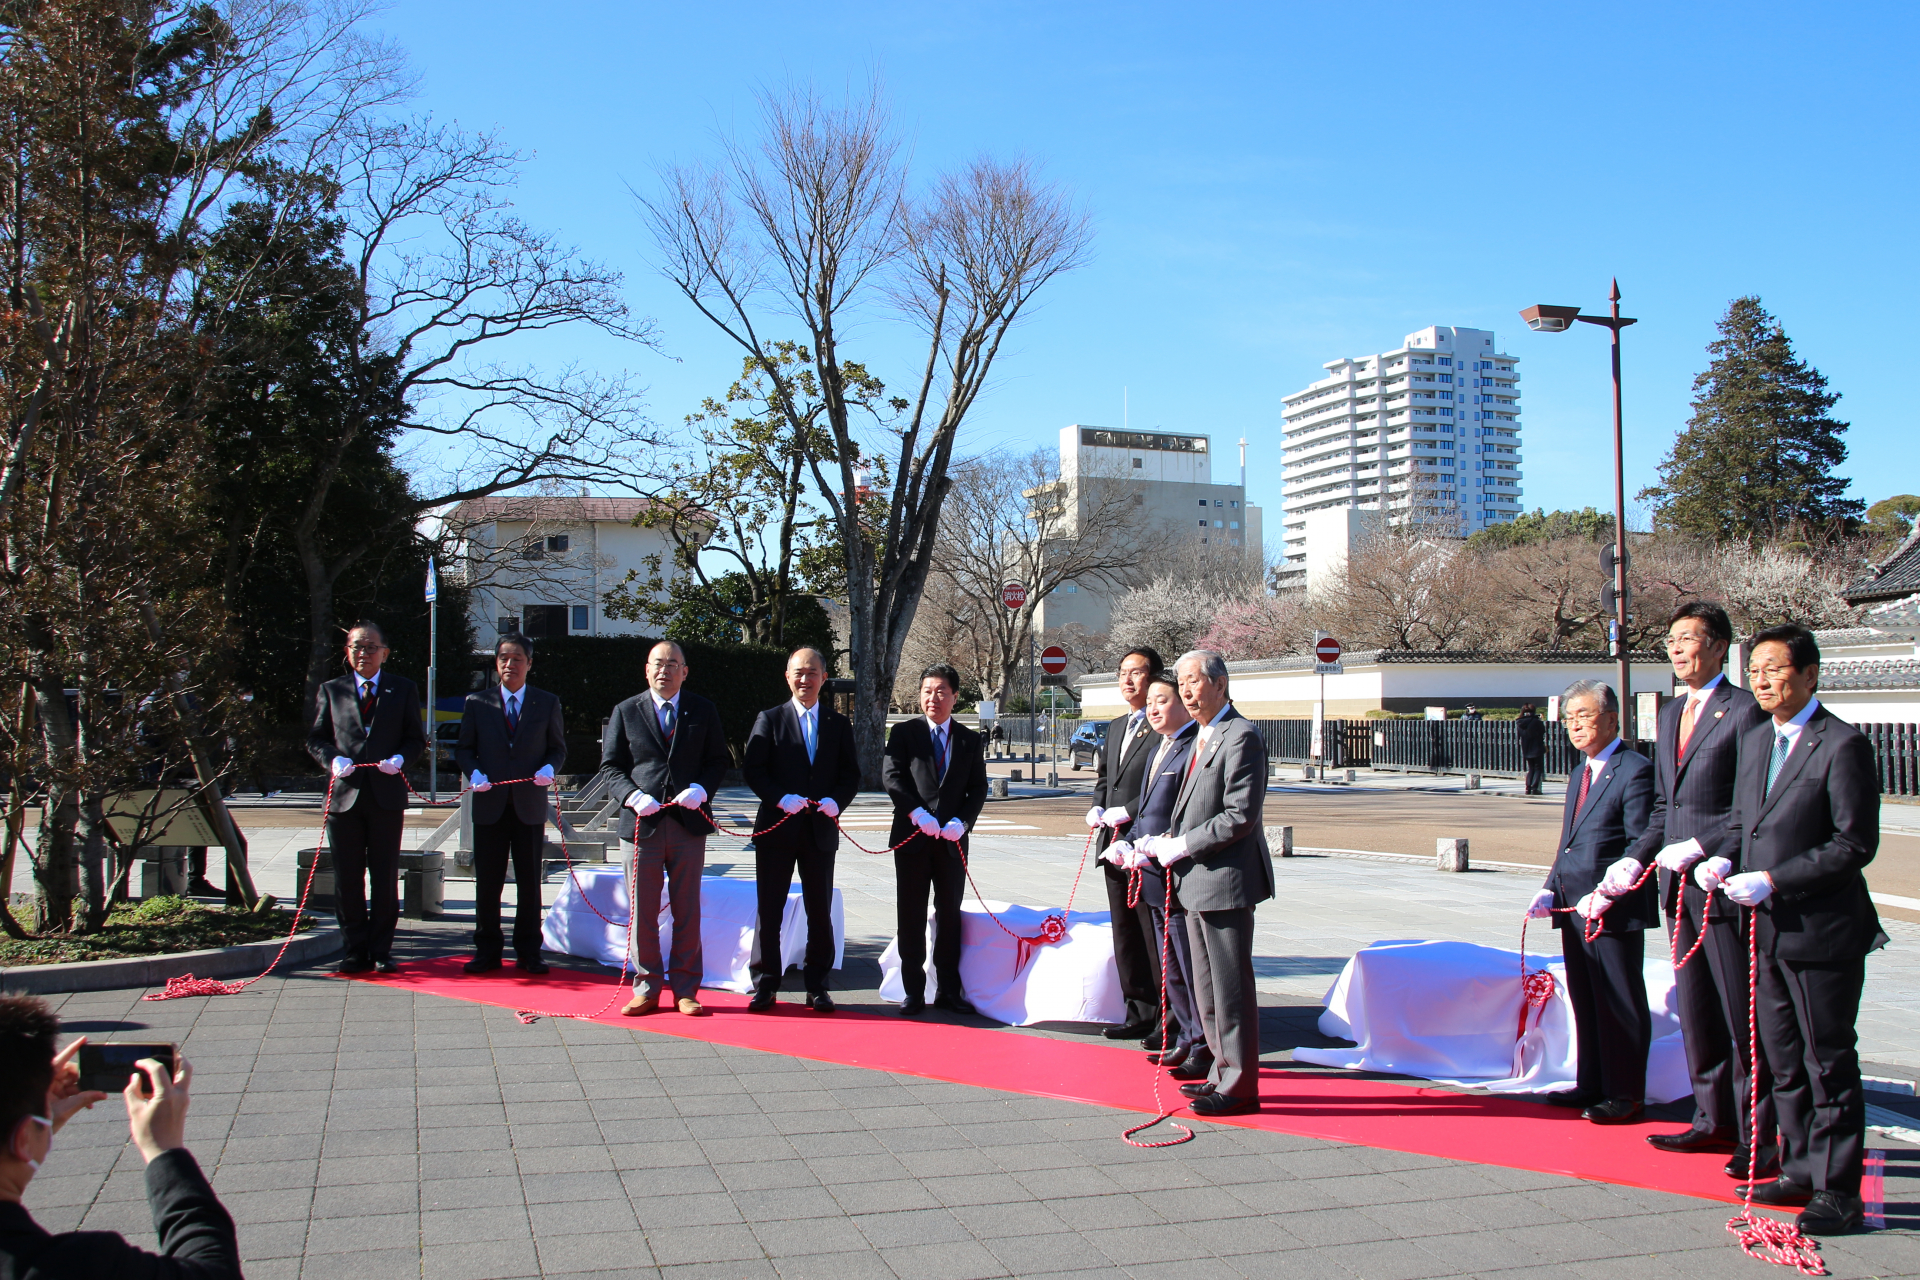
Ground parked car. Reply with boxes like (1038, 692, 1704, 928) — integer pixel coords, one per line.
(1068, 720, 1107, 770)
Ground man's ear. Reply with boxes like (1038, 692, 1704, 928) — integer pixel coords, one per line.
(5, 1115, 36, 1163)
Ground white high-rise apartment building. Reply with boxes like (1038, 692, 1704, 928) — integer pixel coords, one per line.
(1275, 325, 1523, 588)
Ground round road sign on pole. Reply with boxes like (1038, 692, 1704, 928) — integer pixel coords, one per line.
(1315, 637, 1343, 665)
(1001, 582, 1028, 610)
(1039, 645, 1068, 675)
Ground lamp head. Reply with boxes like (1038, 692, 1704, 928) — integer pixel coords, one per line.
(1520, 304, 1581, 333)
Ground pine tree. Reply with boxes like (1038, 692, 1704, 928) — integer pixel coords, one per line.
(1642, 297, 1862, 543)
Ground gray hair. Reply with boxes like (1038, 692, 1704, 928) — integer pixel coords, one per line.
(1561, 679, 1618, 713)
(1176, 649, 1229, 684)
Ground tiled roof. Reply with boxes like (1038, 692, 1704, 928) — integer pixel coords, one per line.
(449, 496, 657, 524)
(1818, 658, 1920, 692)
(1078, 650, 1666, 683)
(1812, 627, 1918, 646)
(1845, 525, 1920, 605)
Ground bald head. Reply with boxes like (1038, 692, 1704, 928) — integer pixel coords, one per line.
(646, 641, 687, 700)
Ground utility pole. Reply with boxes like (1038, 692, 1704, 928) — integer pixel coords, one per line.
(426, 557, 439, 802)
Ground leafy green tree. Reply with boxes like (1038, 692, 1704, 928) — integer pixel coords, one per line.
(656, 572, 837, 667)
(1864, 495, 1920, 552)
(1466, 507, 1614, 552)
(1641, 297, 1862, 543)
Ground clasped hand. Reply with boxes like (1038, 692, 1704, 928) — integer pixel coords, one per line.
(1598, 857, 1642, 896)
(1655, 838, 1704, 873)
(376, 754, 404, 775)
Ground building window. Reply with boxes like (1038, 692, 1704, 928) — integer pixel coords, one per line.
(1132, 458, 1142, 468)
(1063, 583, 1078, 594)
(1198, 520, 1208, 527)
(1229, 500, 1239, 508)
(547, 534, 570, 553)
(523, 605, 569, 639)
(571, 605, 589, 631)
(1229, 521, 1239, 529)
(1214, 499, 1223, 507)
(497, 616, 519, 636)
(1197, 500, 1209, 508)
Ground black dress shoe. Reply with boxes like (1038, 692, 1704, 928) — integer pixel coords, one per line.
(1740, 1177, 1814, 1207)
(932, 992, 977, 1016)
(1725, 1147, 1781, 1181)
(1796, 1190, 1865, 1235)
(515, 958, 549, 975)
(1582, 1098, 1644, 1125)
(463, 956, 502, 975)
(807, 992, 835, 1014)
(1149, 1044, 1191, 1069)
(1647, 1127, 1737, 1153)
(1169, 1053, 1215, 1082)
(1179, 1081, 1217, 1098)
(1142, 1030, 1165, 1053)
(374, 958, 399, 974)
(1537, 1089, 1601, 1108)
(748, 986, 777, 1013)
(1190, 1092, 1258, 1117)
(900, 993, 925, 1016)
(1104, 1020, 1156, 1041)
(337, 957, 374, 975)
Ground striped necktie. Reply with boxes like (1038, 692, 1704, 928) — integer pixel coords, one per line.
(1765, 731, 1791, 796)
(358, 680, 376, 723)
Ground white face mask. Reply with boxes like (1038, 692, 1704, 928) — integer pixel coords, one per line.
(24, 1113, 50, 1173)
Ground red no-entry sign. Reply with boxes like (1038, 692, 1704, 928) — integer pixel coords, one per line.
(1315, 637, 1343, 664)
(1002, 582, 1027, 610)
(1040, 645, 1068, 675)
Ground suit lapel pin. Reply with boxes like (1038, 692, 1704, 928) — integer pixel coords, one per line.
(1714, 710, 1724, 718)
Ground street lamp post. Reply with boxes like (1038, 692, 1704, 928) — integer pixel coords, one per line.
(1520, 281, 1640, 740)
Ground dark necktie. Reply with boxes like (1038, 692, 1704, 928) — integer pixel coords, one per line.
(1575, 761, 1593, 813)
(660, 700, 676, 744)
(359, 680, 376, 723)
(933, 726, 947, 780)
(505, 694, 520, 737)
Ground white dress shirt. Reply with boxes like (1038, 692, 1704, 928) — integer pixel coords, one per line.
(792, 698, 819, 760)
(1772, 696, 1821, 756)
(1116, 708, 1147, 764)
(1584, 735, 1623, 785)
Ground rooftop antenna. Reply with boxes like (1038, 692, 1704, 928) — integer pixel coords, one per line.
(1239, 438, 1247, 489)
(1123, 386, 1128, 432)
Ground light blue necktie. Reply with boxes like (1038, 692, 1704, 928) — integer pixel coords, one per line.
(1765, 731, 1791, 796)
(659, 699, 676, 741)
(803, 709, 816, 763)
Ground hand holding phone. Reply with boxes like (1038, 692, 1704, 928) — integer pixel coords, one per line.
(125, 1053, 191, 1164)
(77, 1042, 176, 1095)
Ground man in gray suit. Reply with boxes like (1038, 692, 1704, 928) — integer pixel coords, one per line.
(455, 633, 568, 975)
(1136, 649, 1273, 1118)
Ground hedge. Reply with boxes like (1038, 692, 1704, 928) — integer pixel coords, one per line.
(503, 634, 792, 766)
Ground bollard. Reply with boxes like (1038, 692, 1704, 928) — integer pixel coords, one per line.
(990, 777, 1009, 799)
(1302, 764, 1316, 781)
(1464, 774, 1481, 790)
(1010, 769, 1022, 782)
(1267, 825, 1294, 858)
(1343, 768, 1356, 785)
(1436, 837, 1469, 873)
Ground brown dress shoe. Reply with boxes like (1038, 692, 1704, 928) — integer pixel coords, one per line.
(620, 993, 659, 1017)
(677, 997, 708, 1017)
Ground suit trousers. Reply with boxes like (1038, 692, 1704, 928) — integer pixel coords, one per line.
(751, 834, 836, 992)
(1700, 896, 1775, 1154)
(625, 822, 706, 1001)
(1142, 893, 1203, 1053)
(1755, 951, 1866, 1195)
(1102, 861, 1159, 1027)
(1185, 907, 1262, 1101)
(1523, 756, 1545, 795)
(473, 810, 546, 962)
(894, 835, 966, 998)
(1670, 886, 1737, 1135)
(1559, 925, 1651, 1101)
(326, 804, 404, 962)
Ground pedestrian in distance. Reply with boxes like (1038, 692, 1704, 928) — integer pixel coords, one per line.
(596, 642, 731, 1018)
(455, 633, 568, 976)
(1516, 703, 1547, 796)
(1084, 645, 1164, 1043)
(741, 647, 862, 1013)
(1525, 679, 1656, 1124)
(306, 621, 427, 974)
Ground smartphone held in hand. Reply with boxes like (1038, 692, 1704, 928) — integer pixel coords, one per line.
(77, 1042, 176, 1095)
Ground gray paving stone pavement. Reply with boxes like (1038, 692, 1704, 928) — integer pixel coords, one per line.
(21, 787, 1920, 1277)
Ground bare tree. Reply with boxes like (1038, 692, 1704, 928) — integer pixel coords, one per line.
(893, 570, 999, 708)
(933, 447, 1159, 700)
(641, 87, 1090, 781)
(1312, 527, 1495, 652)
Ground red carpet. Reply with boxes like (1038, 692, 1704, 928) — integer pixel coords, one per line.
(346, 957, 1748, 1206)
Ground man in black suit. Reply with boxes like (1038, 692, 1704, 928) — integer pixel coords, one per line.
(307, 621, 427, 974)
(597, 641, 733, 1018)
(883, 663, 989, 1016)
(1138, 649, 1274, 1119)
(1524, 678, 1656, 1123)
(1085, 645, 1163, 1041)
(1625, 603, 1772, 1170)
(1697, 624, 1884, 1236)
(742, 647, 862, 1013)
(1516, 703, 1547, 795)
(455, 633, 568, 976)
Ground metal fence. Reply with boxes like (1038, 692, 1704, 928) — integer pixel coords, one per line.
(1861, 722, 1920, 798)
(1253, 717, 1583, 778)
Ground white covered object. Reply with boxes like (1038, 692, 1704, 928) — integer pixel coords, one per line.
(540, 867, 843, 993)
(1292, 939, 1691, 1104)
(878, 901, 1125, 1027)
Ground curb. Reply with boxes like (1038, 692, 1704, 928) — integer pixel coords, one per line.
(0, 925, 344, 995)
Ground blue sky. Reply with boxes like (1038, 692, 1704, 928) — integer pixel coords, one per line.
(373, 1, 1917, 527)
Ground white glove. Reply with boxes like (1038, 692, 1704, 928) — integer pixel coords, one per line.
(1101, 806, 1131, 829)
(1124, 844, 1153, 871)
(1600, 857, 1642, 896)
(330, 756, 355, 779)
(1085, 805, 1105, 830)
(469, 770, 491, 792)
(625, 791, 662, 817)
(817, 797, 839, 819)
(941, 818, 966, 842)
(1574, 892, 1612, 921)
(910, 807, 940, 837)
(1655, 838, 1705, 873)
(1694, 856, 1733, 893)
(1148, 835, 1189, 868)
(1723, 871, 1774, 907)
(1526, 889, 1555, 920)
(377, 754, 404, 775)
(671, 784, 707, 809)
(778, 794, 808, 815)
(1103, 840, 1129, 867)
(533, 765, 555, 787)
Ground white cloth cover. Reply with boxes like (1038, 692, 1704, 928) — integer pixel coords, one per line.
(540, 868, 844, 993)
(877, 901, 1125, 1027)
(1291, 939, 1692, 1104)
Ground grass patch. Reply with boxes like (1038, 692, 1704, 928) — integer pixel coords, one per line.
(0, 896, 306, 966)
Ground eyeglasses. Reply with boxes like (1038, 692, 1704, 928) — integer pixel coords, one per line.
(1747, 665, 1798, 681)
(1564, 711, 1609, 727)
(1664, 633, 1711, 650)
(347, 644, 387, 653)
